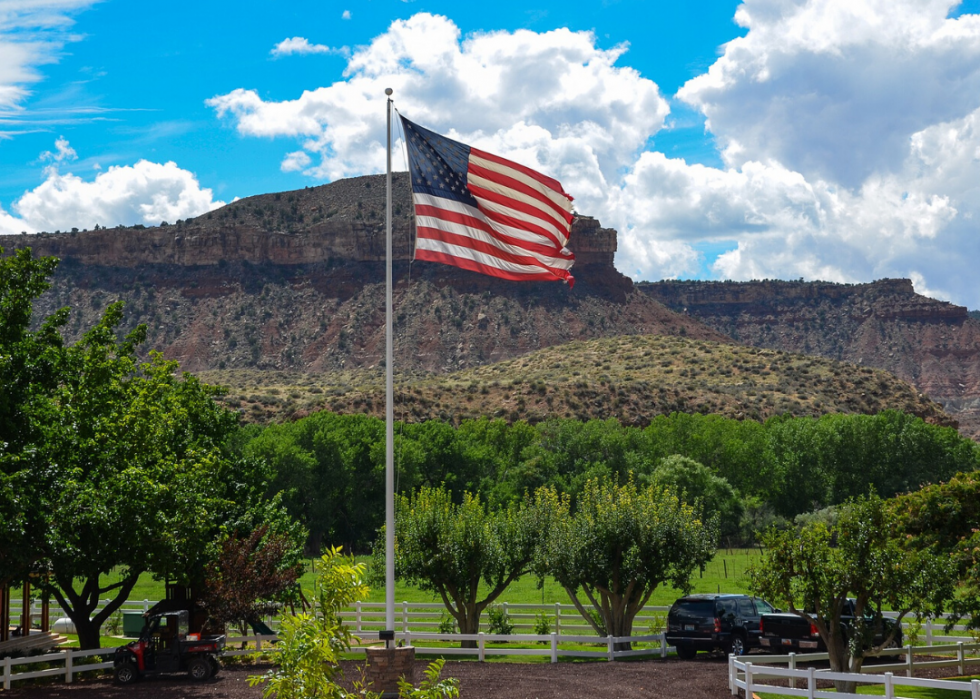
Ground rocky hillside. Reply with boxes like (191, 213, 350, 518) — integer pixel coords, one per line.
(640, 279, 980, 438)
(199, 334, 951, 428)
(12, 174, 724, 375)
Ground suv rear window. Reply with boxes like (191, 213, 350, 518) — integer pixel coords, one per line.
(673, 600, 716, 618)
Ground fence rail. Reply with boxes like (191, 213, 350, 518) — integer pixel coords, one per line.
(0, 630, 672, 689)
(729, 643, 980, 698)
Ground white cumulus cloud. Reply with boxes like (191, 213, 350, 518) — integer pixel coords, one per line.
(210, 6, 980, 308)
(270, 36, 348, 57)
(1, 140, 225, 234)
(209, 12, 669, 221)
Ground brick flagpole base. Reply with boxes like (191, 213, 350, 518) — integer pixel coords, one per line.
(365, 645, 416, 698)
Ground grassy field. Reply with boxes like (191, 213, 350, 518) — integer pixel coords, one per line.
(10, 548, 763, 618)
(758, 676, 980, 698)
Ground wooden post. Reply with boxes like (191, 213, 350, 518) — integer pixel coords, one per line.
(0, 585, 7, 643)
(20, 580, 30, 633)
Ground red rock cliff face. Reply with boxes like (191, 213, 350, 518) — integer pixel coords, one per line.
(11, 174, 724, 377)
(13, 173, 616, 269)
(640, 279, 980, 438)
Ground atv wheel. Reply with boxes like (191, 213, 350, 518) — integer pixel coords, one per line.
(188, 656, 212, 681)
(209, 656, 221, 677)
(115, 660, 139, 684)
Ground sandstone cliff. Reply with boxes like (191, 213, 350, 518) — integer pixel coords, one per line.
(640, 279, 980, 438)
(11, 174, 725, 375)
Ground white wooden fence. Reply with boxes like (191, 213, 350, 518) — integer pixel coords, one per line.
(0, 630, 671, 689)
(729, 643, 980, 698)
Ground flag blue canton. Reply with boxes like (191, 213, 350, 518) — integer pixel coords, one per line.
(401, 118, 478, 208)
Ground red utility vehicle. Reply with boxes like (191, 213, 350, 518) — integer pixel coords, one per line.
(113, 609, 224, 683)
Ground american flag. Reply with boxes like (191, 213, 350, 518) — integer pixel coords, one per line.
(400, 115, 575, 288)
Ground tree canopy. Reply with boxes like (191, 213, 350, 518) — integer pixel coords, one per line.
(751, 494, 955, 692)
(377, 485, 553, 646)
(538, 478, 717, 648)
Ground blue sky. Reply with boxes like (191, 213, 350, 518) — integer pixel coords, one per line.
(0, 0, 740, 201)
(3, 0, 980, 307)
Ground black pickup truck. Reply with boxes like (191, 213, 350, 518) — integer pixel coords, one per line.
(759, 599, 902, 653)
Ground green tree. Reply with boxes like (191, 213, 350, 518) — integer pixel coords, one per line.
(0, 248, 67, 589)
(378, 486, 552, 647)
(751, 494, 954, 692)
(890, 472, 980, 632)
(38, 303, 258, 648)
(249, 547, 370, 699)
(250, 547, 459, 699)
(645, 454, 742, 542)
(539, 478, 716, 650)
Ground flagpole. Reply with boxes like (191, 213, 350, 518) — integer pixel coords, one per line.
(383, 87, 395, 642)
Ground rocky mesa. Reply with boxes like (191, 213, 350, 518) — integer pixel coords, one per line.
(640, 279, 980, 439)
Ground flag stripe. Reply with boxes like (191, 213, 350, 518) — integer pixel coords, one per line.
(467, 170, 572, 234)
(416, 224, 572, 276)
(468, 158, 574, 224)
(415, 205, 574, 266)
(400, 115, 574, 287)
(466, 186, 569, 249)
(470, 146, 572, 201)
(416, 238, 573, 283)
(414, 194, 557, 249)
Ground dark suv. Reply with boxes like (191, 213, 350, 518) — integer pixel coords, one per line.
(665, 593, 776, 658)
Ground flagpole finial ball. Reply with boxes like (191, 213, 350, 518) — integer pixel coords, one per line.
(385, 88, 393, 96)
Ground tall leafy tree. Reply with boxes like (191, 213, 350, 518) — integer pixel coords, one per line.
(38, 303, 256, 648)
(377, 486, 553, 647)
(890, 472, 980, 632)
(538, 478, 716, 649)
(0, 248, 67, 589)
(751, 494, 955, 692)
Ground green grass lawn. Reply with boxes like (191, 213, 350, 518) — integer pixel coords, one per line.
(11, 548, 762, 608)
(757, 676, 980, 699)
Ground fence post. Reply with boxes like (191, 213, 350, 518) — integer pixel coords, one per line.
(555, 603, 561, 635)
(550, 632, 558, 664)
(971, 678, 979, 699)
(405, 630, 412, 647)
(478, 632, 485, 662)
(356, 601, 362, 633)
(503, 602, 509, 625)
(3, 655, 11, 690)
(607, 635, 614, 661)
(65, 648, 73, 684)
(402, 601, 408, 633)
(729, 655, 736, 696)
(744, 662, 753, 699)
(789, 652, 796, 690)
(661, 631, 667, 659)
(885, 672, 894, 699)
(257, 634, 263, 652)
(906, 644, 914, 678)
(926, 618, 933, 646)
(143, 599, 149, 613)
(959, 642, 966, 675)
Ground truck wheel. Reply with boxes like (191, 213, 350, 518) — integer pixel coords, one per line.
(676, 644, 697, 660)
(727, 633, 747, 657)
(115, 661, 139, 684)
(188, 657, 212, 681)
(209, 656, 221, 677)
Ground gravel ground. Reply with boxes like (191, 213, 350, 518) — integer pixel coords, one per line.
(6, 654, 736, 699)
(7, 653, 975, 698)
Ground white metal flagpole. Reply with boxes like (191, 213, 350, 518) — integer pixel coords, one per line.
(383, 87, 395, 642)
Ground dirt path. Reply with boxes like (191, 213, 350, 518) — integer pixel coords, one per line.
(7, 655, 736, 699)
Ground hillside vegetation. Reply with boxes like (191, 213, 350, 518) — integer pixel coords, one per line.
(204, 334, 951, 427)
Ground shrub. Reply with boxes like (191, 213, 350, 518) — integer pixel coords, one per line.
(487, 605, 514, 635)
